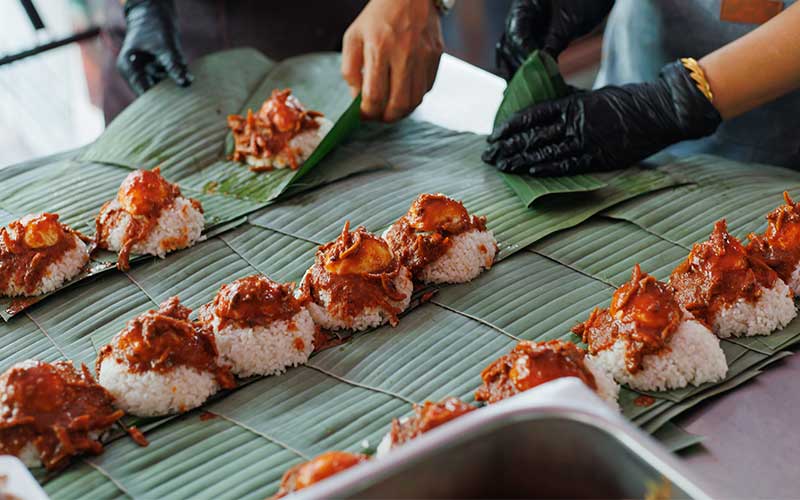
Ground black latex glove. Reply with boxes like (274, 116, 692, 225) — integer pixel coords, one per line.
(117, 0, 191, 95)
(497, 0, 615, 79)
(483, 61, 723, 176)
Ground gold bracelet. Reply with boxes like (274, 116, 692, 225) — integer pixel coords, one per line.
(680, 57, 714, 103)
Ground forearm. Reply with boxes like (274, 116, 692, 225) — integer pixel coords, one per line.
(701, 2, 800, 119)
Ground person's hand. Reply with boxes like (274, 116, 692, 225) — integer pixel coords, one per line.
(117, 0, 192, 95)
(496, 0, 615, 79)
(483, 61, 723, 176)
(341, 0, 444, 122)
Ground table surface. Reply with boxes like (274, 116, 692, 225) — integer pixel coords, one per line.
(7, 54, 796, 499)
(415, 54, 798, 500)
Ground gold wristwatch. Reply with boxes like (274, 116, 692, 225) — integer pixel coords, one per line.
(433, 0, 456, 15)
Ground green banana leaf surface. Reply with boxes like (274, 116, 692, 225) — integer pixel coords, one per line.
(1, 48, 798, 499)
(0, 50, 383, 319)
(492, 50, 607, 206)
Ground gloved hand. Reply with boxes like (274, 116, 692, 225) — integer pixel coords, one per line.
(483, 61, 723, 176)
(117, 0, 192, 95)
(496, 0, 615, 79)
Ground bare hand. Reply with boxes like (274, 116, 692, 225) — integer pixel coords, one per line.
(342, 0, 444, 122)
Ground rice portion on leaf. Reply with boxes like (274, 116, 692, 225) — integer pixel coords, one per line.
(671, 220, 796, 338)
(97, 297, 234, 417)
(299, 222, 412, 331)
(576, 265, 727, 392)
(475, 340, 619, 410)
(199, 275, 315, 377)
(95, 167, 204, 271)
(384, 193, 497, 284)
(0, 214, 90, 297)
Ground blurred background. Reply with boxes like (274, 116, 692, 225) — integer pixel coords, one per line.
(0, 0, 601, 166)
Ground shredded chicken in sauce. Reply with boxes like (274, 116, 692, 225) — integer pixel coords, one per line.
(0, 361, 123, 470)
(198, 275, 303, 330)
(97, 297, 235, 391)
(475, 340, 596, 404)
(299, 221, 408, 325)
(271, 451, 368, 498)
(573, 265, 682, 374)
(228, 89, 323, 171)
(0, 214, 89, 296)
(747, 191, 800, 288)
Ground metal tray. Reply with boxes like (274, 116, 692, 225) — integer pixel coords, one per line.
(292, 379, 714, 499)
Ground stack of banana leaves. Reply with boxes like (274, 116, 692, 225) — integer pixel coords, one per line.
(1, 49, 797, 499)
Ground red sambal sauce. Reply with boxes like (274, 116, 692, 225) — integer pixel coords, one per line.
(747, 191, 800, 284)
(385, 194, 489, 275)
(206, 275, 302, 329)
(475, 340, 596, 404)
(0, 361, 123, 470)
(95, 167, 202, 272)
(272, 451, 368, 499)
(299, 221, 407, 325)
(0, 213, 86, 295)
(390, 397, 474, 446)
(573, 265, 681, 374)
(227, 89, 323, 171)
(671, 219, 778, 326)
(97, 296, 234, 389)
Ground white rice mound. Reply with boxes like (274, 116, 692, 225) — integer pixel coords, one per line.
(246, 117, 333, 169)
(16, 429, 104, 469)
(583, 357, 621, 411)
(375, 419, 404, 459)
(97, 357, 218, 417)
(303, 266, 413, 331)
(789, 263, 800, 296)
(713, 279, 796, 338)
(589, 319, 728, 392)
(98, 197, 204, 259)
(374, 361, 619, 459)
(417, 229, 497, 284)
(1, 233, 89, 297)
(17, 442, 41, 469)
(208, 308, 315, 378)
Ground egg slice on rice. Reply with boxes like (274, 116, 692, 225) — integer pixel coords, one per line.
(574, 265, 727, 392)
(384, 193, 496, 284)
(298, 221, 412, 331)
(0, 213, 90, 297)
(95, 167, 204, 271)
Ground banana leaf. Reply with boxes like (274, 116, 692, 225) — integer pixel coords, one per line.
(80, 50, 371, 202)
(653, 422, 704, 453)
(247, 119, 680, 256)
(604, 155, 800, 247)
(492, 50, 606, 206)
(531, 217, 688, 286)
(0, 51, 385, 320)
(16, 217, 794, 498)
(640, 351, 793, 434)
(4, 52, 798, 494)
